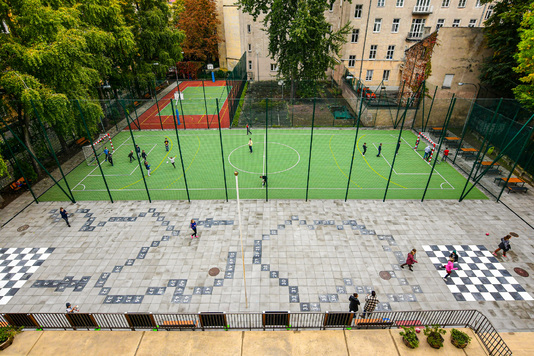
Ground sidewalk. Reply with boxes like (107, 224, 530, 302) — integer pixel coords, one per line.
(3, 329, 533, 356)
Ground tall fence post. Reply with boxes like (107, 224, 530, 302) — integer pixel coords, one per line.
(421, 98, 455, 201)
(0, 121, 38, 203)
(0, 115, 75, 203)
(170, 99, 190, 202)
(305, 98, 316, 202)
(153, 81, 164, 130)
(423, 86, 438, 132)
(265, 98, 269, 202)
(344, 105, 363, 201)
(394, 80, 405, 128)
(216, 99, 228, 202)
(76, 100, 114, 203)
(30, 100, 76, 203)
(202, 79, 210, 129)
(125, 107, 152, 203)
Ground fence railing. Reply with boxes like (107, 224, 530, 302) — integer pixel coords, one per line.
(0, 309, 511, 355)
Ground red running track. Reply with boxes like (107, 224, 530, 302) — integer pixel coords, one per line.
(126, 81, 230, 130)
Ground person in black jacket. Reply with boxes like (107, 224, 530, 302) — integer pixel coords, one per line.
(440, 250, 458, 269)
(349, 293, 360, 312)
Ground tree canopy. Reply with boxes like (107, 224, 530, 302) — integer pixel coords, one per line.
(238, 0, 351, 96)
(513, 3, 534, 111)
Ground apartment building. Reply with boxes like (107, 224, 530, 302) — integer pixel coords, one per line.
(217, 0, 494, 88)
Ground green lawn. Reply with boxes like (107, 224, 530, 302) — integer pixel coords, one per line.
(39, 129, 487, 201)
(158, 85, 229, 116)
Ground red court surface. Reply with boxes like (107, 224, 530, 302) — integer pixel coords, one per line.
(127, 81, 231, 130)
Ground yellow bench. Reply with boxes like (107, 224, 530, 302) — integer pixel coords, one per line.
(161, 320, 198, 329)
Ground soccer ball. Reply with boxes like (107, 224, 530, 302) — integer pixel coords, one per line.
(166, 161, 168, 164)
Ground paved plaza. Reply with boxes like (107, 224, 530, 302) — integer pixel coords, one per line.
(0, 193, 533, 333)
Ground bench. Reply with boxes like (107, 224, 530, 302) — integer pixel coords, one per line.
(161, 320, 198, 329)
(355, 321, 393, 329)
(134, 101, 141, 107)
(75, 137, 90, 146)
(10, 178, 26, 191)
(463, 152, 477, 160)
(506, 185, 528, 194)
(485, 167, 501, 175)
(143, 93, 151, 99)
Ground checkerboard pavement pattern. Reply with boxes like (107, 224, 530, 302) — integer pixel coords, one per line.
(0, 247, 54, 305)
(423, 245, 533, 302)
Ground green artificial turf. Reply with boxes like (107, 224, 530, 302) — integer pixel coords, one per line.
(39, 129, 487, 202)
(157, 85, 229, 116)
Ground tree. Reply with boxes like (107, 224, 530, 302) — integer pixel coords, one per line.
(238, 0, 351, 98)
(174, 0, 222, 63)
(513, 4, 534, 111)
(480, 0, 532, 96)
(119, 0, 185, 96)
(0, 0, 135, 175)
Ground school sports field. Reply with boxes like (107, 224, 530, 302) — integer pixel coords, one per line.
(39, 129, 487, 202)
(130, 81, 231, 130)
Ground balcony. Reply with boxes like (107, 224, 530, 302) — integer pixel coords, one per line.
(413, 5, 433, 14)
(406, 32, 424, 41)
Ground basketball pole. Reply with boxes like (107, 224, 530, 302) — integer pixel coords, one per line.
(234, 171, 248, 309)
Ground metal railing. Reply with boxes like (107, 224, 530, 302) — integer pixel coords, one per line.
(0, 309, 511, 355)
(413, 5, 433, 13)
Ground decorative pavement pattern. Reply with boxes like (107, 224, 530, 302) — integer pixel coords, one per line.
(423, 245, 533, 302)
(0, 248, 54, 305)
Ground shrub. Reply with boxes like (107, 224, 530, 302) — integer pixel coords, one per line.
(399, 326, 419, 349)
(0, 326, 22, 344)
(450, 328, 472, 348)
(424, 324, 446, 349)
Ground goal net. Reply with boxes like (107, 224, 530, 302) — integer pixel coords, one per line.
(82, 133, 114, 166)
(414, 132, 436, 162)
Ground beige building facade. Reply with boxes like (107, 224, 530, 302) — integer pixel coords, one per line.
(216, 0, 494, 87)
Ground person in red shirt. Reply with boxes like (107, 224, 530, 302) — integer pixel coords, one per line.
(400, 249, 418, 271)
(442, 148, 450, 162)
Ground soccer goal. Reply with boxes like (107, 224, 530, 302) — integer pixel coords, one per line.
(414, 132, 436, 162)
(82, 133, 114, 166)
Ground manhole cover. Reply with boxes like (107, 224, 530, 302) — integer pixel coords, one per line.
(514, 268, 529, 277)
(509, 232, 519, 237)
(17, 225, 29, 232)
(379, 271, 391, 280)
(209, 267, 220, 277)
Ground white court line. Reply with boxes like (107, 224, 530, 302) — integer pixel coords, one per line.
(88, 143, 158, 177)
(262, 133, 266, 175)
(72, 136, 133, 190)
(74, 186, 454, 192)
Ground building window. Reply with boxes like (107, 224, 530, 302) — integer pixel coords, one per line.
(442, 74, 454, 89)
(442, 0, 450, 7)
(329, 0, 335, 11)
(383, 70, 390, 81)
(392, 18, 400, 33)
(270, 63, 278, 72)
(409, 18, 426, 38)
(373, 19, 382, 33)
(436, 19, 445, 30)
(452, 19, 461, 27)
(369, 45, 377, 59)
(248, 61, 252, 70)
(354, 4, 363, 18)
(475, 0, 481, 7)
(348, 55, 356, 67)
(484, 5, 493, 20)
(458, 0, 466, 8)
(396, 0, 404, 7)
(365, 70, 374, 81)
(248, 44, 252, 52)
(351, 29, 360, 43)
(377, 0, 385, 7)
(386, 45, 395, 60)
(469, 19, 477, 27)
(247, 24, 251, 33)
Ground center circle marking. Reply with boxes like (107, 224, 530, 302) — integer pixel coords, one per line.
(228, 142, 300, 175)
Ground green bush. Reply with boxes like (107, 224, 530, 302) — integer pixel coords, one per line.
(424, 324, 446, 349)
(0, 326, 22, 344)
(399, 326, 419, 349)
(450, 328, 471, 347)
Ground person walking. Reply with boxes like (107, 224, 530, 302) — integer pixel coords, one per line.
(164, 138, 169, 152)
(423, 145, 432, 160)
(362, 143, 367, 156)
(141, 150, 147, 161)
(103, 146, 109, 162)
(190, 219, 198, 238)
(60, 207, 71, 227)
(443, 258, 458, 280)
(248, 138, 253, 153)
(441, 250, 458, 269)
(108, 152, 113, 166)
(349, 293, 360, 313)
(144, 161, 151, 177)
(246, 124, 252, 135)
(128, 150, 134, 163)
(493, 234, 513, 257)
(169, 156, 176, 168)
(395, 140, 401, 155)
(376, 143, 382, 157)
(442, 148, 450, 162)
(260, 175, 267, 187)
(362, 291, 379, 318)
(400, 249, 418, 271)
(136, 145, 141, 156)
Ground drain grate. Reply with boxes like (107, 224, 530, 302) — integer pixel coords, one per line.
(17, 225, 29, 232)
(514, 268, 529, 277)
(208, 267, 220, 277)
(379, 271, 391, 280)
